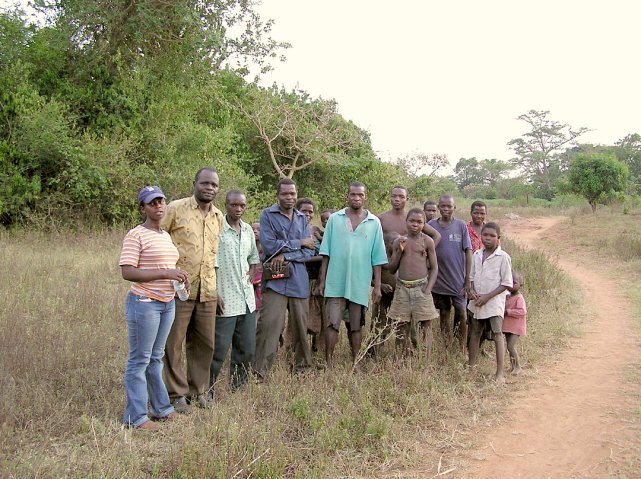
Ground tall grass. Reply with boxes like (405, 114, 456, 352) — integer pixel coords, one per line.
(0, 227, 582, 477)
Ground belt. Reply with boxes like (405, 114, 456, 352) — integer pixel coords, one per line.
(398, 277, 427, 289)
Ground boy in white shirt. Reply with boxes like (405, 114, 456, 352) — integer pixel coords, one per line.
(468, 222, 513, 383)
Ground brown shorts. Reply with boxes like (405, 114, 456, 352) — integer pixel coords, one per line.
(387, 280, 439, 324)
(325, 297, 367, 332)
(470, 315, 503, 335)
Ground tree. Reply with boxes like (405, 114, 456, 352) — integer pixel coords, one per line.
(494, 177, 535, 204)
(479, 158, 512, 186)
(410, 175, 458, 202)
(396, 152, 449, 177)
(453, 157, 483, 191)
(566, 153, 628, 212)
(237, 85, 362, 179)
(508, 110, 589, 197)
(614, 133, 641, 193)
(32, 0, 289, 75)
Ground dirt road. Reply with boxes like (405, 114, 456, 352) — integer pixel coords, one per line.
(461, 216, 640, 478)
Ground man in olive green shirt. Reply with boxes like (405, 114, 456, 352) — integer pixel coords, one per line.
(162, 168, 224, 413)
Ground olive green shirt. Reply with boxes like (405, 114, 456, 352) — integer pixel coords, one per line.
(161, 196, 224, 302)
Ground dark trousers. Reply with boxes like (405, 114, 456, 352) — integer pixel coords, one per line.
(210, 306, 256, 391)
(254, 289, 311, 379)
(163, 299, 216, 399)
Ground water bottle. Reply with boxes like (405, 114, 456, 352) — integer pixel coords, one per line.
(172, 280, 189, 301)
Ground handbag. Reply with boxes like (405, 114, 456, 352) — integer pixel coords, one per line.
(262, 245, 290, 281)
(262, 259, 291, 280)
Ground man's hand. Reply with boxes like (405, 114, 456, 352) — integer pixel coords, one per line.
(216, 296, 225, 316)
(381, 284, 393, 294)
(395, 236, 407, 253)
(300, 237, 315, 249)
(464, 279, 474, 297)
(399, 237, 406, 252)
(474, 294, 491, 307)
(371, 286, 382, 304)
(269, 253, 286, 271)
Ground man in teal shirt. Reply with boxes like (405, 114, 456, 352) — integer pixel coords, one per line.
(319, 182, 388, 369)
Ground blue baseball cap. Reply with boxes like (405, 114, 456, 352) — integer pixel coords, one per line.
(137, 185, 166, 205)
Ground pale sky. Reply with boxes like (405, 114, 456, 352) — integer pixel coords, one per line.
(257, 0, 641, 170)
(3, 0, 639, 172)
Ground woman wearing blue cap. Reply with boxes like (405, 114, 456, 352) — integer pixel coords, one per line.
(118, 186, 190, 430)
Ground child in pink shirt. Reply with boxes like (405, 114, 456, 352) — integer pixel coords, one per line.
(503, 271, 527, 374)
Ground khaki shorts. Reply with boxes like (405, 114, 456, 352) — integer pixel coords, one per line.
(387, 280, 439, 324)
(325, 297, 367, 332)
(470, 315, 503, 335)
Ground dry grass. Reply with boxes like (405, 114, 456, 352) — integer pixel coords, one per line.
(0, 224, 582, 478)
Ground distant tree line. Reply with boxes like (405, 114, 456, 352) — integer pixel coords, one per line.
(449, 110, 637, 208)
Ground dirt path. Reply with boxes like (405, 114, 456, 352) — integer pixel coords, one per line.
(460, 216, 640, 478)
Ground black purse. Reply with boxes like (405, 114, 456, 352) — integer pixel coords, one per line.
(262, 245, 290, 281)
(262, 259, 291, 280)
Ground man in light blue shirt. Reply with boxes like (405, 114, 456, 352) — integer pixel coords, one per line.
(319, 182, 388, 369)
(209, 191, 260, 396)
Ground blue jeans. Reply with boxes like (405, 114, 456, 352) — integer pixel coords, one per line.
(123, 292, 175, 427)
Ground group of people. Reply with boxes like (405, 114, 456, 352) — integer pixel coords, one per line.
(118, 169, 528, 431)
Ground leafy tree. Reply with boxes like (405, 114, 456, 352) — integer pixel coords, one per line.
(453, 157, 484, 190)
(237, 85, 362, 179)
(566, 153, 628, 212)
(462, 184, 497, 200)
(480, 158, 512, 186)
(31, 0, 289, 75)
(495, 177, 536, 204)
(396, 152, 449, 177)
(508, 110, 589, 196)
(614, 133, 641, 193)
(411, 175, 458, 202)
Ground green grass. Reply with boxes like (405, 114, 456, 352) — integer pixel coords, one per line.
(0, 225, 583, 478)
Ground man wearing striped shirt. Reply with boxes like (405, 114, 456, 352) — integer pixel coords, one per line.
(209, 190, 260, 396)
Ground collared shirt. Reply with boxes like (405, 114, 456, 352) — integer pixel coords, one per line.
(319, 208, 388, 307)
(467, 221, 483, 252)
(216, 217, 260, 316)
(468, 245, 513, 319)
(161, 196, 224, 302)
(259, 203, 314, 299)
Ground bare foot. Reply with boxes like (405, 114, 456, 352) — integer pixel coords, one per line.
(511, 365, 522, 375)
(494, 373, 506, 384)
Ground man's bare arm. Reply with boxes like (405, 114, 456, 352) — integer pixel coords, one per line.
(422, 223, 441, 247)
